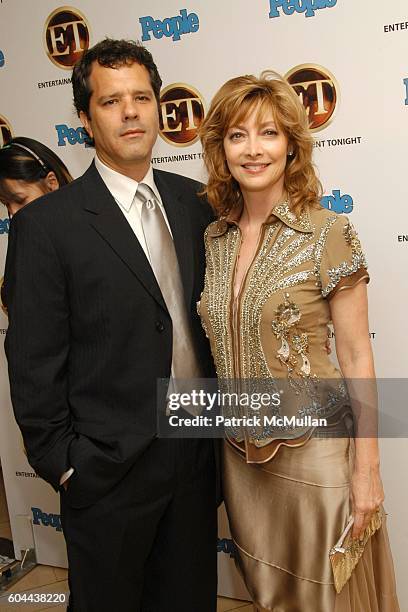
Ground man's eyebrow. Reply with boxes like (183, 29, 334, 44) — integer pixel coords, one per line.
(97, 89, 153, 103)
(97, 92, 122, 103)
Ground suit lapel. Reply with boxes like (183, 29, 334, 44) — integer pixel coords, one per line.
(153, 169, 195, 308)
(80, 163, 167, 312)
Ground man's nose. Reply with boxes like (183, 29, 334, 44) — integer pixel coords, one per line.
(122, 98, 139, 121)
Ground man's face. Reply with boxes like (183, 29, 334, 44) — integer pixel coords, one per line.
(80, 61, 159, 179)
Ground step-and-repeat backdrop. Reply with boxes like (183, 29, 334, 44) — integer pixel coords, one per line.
(0, 0, 407, 603)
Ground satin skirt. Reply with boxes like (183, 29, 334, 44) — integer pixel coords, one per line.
(222, 438, 399, 612)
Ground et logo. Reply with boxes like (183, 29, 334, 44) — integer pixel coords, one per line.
(43, 6, 90, 69)
(321, 190, 353, 214)
(403, 78, 408, 105)
(0, 114, 13, 147)
(159, 83, 205, 147)
(0, 49, 4, 68)
(55, 124, 92, 147)
(285, 64, 338, 132)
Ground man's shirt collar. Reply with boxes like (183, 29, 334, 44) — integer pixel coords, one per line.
(94, 155, 161, 211)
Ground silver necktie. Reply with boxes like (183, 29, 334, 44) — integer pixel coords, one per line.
(137, 183, 202, 385)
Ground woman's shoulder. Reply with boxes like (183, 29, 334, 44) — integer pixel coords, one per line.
(308, 207, 359, 244)
(204, 218, 232, 240)
(308, 205, 340, 230)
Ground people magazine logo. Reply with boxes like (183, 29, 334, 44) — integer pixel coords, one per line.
(321, 190, 353, 214)
(139, 8, 199, 42)
(55, 124, 92, 147)
(285, 64, 338, 132)
(217, 538, 236, 559)
(0, 218, 10, 235)
(269, 0, 337, 19)
(159, 83, 205, 147)
(43, 6, 90, 70)
(32, 507, 62, 532)
(0, 114, 13, 147)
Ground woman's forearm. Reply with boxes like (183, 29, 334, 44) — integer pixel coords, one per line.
(354, 437, 380, 470)
(337, 353, 380, 468)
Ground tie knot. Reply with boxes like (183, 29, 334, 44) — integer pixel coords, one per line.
(136, 183, 154, 205)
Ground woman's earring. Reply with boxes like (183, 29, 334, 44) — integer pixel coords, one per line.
(287, 150, 295, 157)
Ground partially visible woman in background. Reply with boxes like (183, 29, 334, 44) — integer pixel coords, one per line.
(0, 137, 73, 313)
(0, 137, 73, 217)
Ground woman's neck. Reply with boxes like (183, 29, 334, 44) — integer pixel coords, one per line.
(239, 187, 286, 229)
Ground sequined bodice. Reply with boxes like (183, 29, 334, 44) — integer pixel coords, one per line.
(197, 204, 368, 458)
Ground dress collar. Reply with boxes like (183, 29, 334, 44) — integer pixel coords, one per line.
(272, 201, 313, 233)
(207, 200, 314, 238)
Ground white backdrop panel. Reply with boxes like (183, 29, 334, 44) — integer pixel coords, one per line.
(0, 0, 406, 603)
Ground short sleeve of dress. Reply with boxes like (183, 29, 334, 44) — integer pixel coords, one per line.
(319, 216, 369, 299)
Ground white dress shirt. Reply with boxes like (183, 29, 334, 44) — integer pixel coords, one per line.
(60, 155, 172, 487)
(94, 154, 173, 256)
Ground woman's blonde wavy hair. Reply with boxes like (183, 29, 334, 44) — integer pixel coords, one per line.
(199, 70, 322, 217)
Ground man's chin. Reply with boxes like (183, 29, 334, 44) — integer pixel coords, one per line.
(118, 150, 152, 165)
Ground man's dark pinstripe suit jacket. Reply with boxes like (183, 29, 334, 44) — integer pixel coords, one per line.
(4, 161, 218, 508)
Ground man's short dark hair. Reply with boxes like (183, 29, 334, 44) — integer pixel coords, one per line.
(72, 38, 162, 118)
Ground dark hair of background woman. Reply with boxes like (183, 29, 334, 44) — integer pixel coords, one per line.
(0, 136, 73, 203)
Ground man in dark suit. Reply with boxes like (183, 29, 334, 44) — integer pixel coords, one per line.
(4, 39, 217, 612)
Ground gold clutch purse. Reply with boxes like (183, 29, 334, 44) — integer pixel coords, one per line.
(329, 508, 383, 593)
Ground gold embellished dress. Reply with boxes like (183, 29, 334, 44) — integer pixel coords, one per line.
(197, 203, 399, 612)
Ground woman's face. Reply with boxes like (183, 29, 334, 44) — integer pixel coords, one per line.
(223, 105, 289, 199)
(1, 173, 58, 217)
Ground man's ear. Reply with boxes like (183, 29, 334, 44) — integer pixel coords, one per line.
(44, 171, 59, 192)
(80, 110, 93, 140)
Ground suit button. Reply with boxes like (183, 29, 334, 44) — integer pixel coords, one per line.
(155, 320, 164, 332)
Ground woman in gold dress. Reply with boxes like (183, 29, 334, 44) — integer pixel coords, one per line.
(197, 72, 399, 611)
